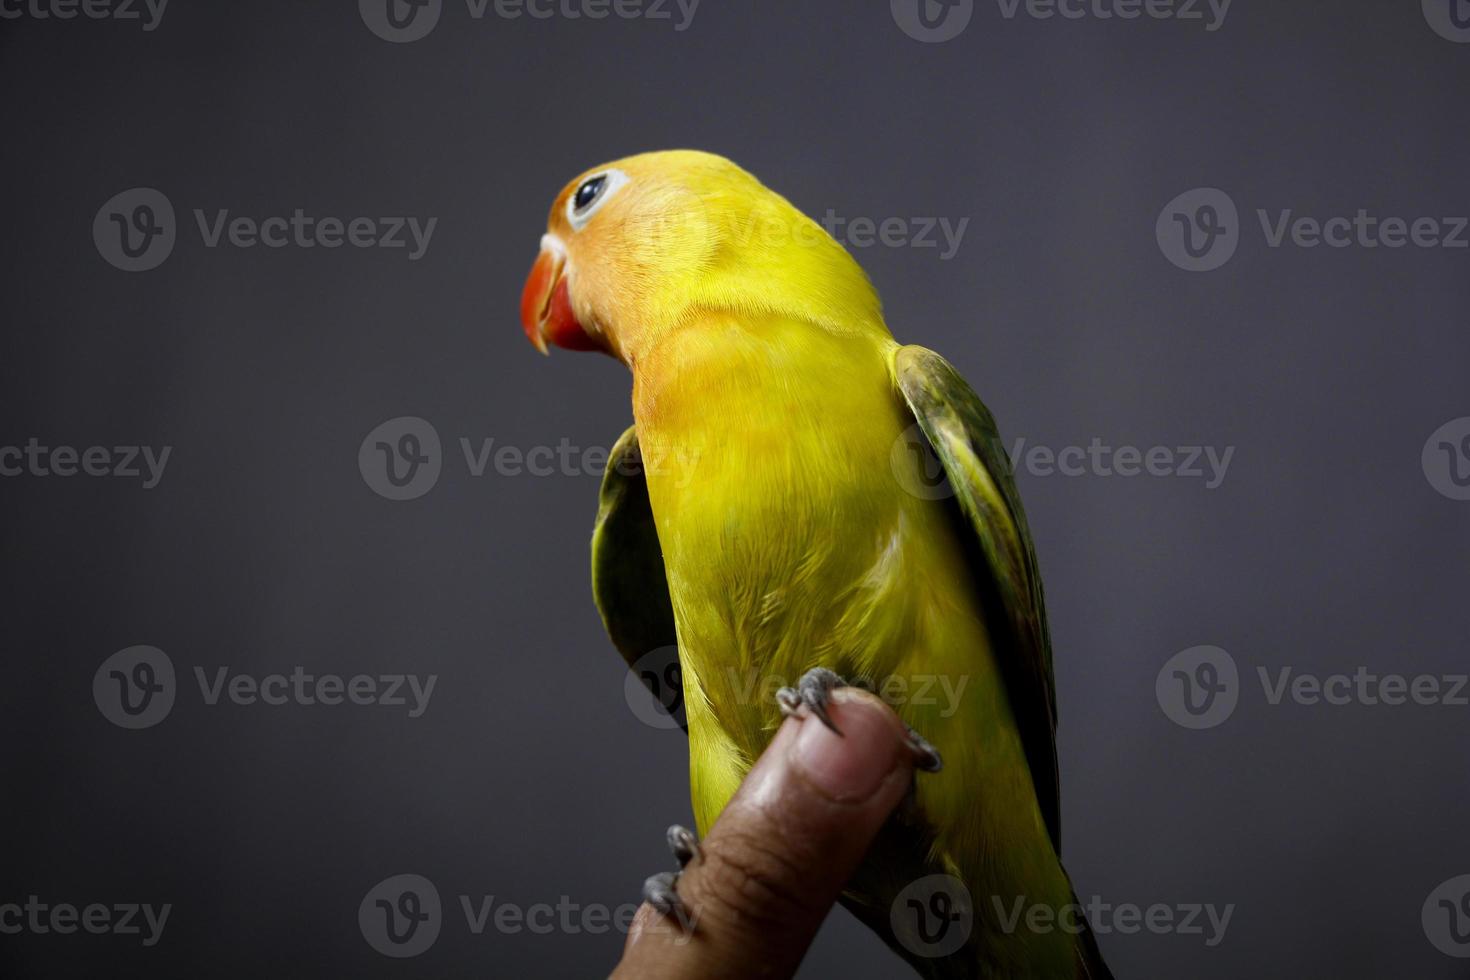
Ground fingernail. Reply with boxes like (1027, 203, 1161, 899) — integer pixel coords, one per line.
(790, 689, 905, 801)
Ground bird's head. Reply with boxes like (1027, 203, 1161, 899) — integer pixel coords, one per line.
(520, 150, 884, 365)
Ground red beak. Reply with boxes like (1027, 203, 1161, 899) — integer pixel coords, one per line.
(520, 242, 602, 354)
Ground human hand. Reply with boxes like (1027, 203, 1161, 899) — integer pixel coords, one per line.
(611, 688, 919, 979)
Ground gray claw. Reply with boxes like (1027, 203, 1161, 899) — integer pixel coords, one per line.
(775, 667, 847, 734)
(643, 870, 692, 927)
(642, 826, 701, 930)
(904, 725, 944, 773)
(776, 668, 942, 774)
(667, 824, 702, 868)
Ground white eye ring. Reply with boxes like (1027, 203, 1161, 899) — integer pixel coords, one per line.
(566, 168, 629, 232)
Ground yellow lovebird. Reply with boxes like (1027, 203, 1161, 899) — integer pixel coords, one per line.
(519, 150, 1111, 979)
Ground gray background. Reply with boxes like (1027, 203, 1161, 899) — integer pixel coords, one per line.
(2, 0, 1468, 977)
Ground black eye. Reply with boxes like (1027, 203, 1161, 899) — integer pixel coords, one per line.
(574, 175, 606, 212)
(565, 169, 627, 230)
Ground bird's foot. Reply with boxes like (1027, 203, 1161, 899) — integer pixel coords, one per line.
(776, 666, 847, 732)
(776, 667, 943, 772)
(641, 824, 702, 929)
(642, 871, 685, 919)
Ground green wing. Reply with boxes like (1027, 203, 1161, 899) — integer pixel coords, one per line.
(893, 345, 1062, 852)
(591, 425, 686, 734)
